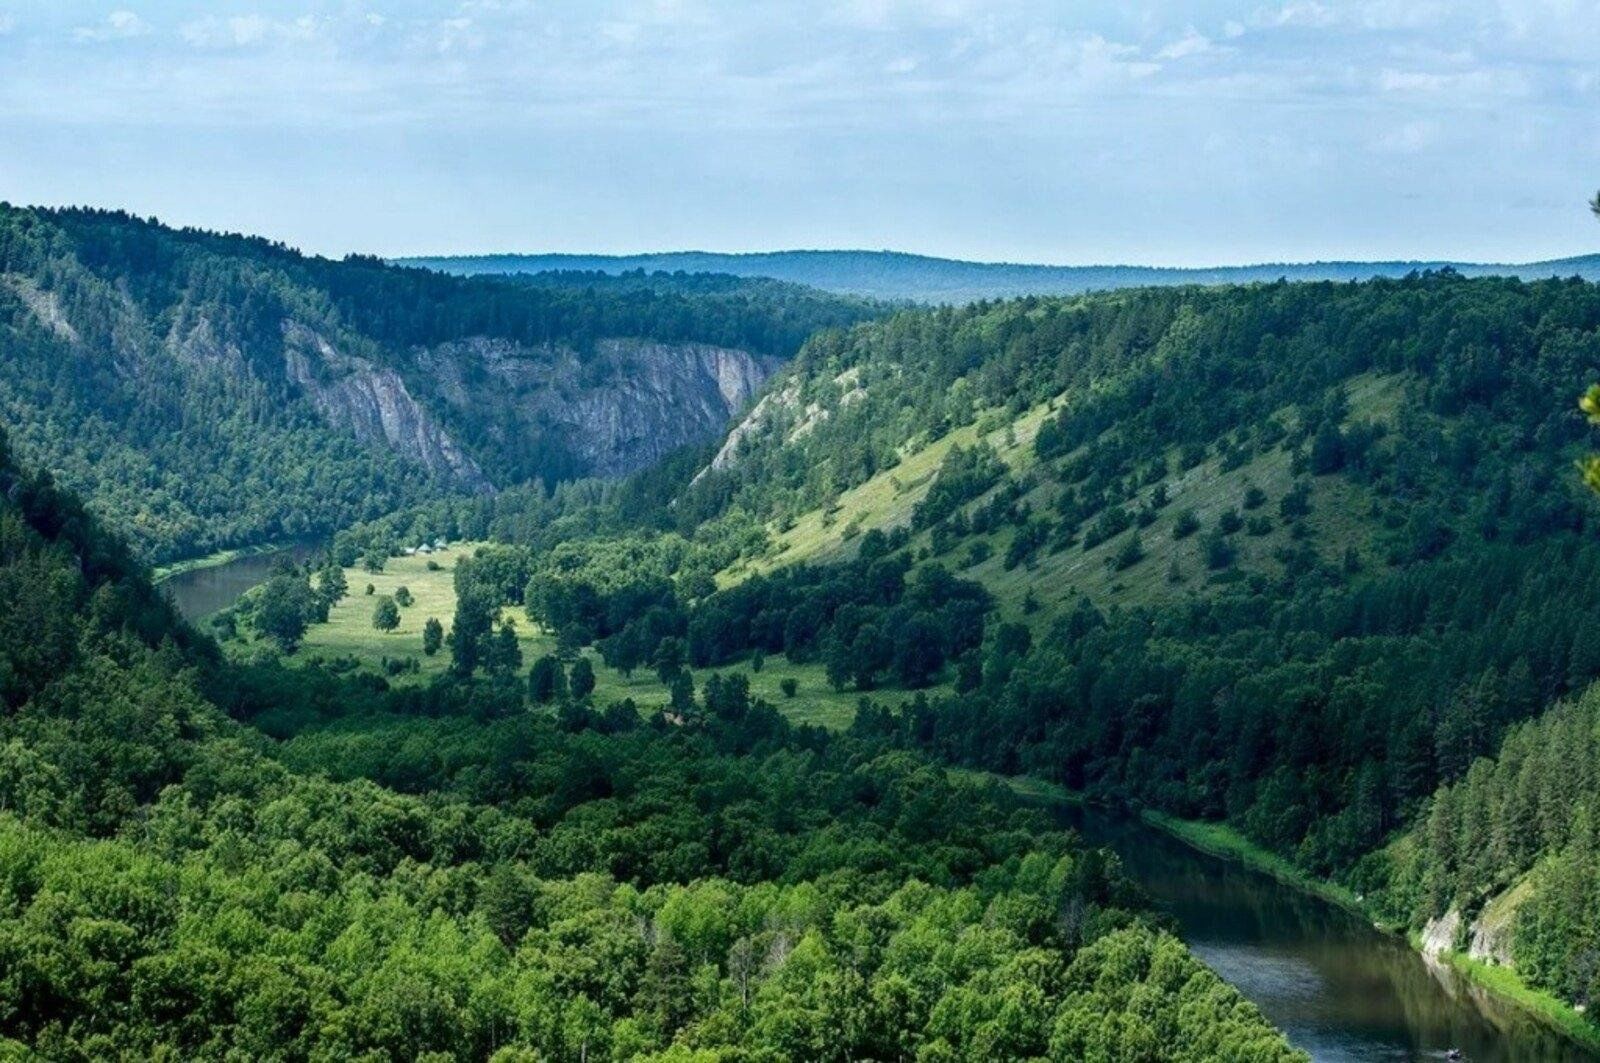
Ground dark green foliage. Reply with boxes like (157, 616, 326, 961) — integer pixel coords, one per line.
(912, 444, 1004, 530)
(568, 655, 595, 700)
(421, 616, 443, 656)
(0, 206, 876, 564)
(0, 432, 1299, 1059)
(393, 585, 413, 607)
(528, 653, 565, 703)
(371, 594, 400, 631)
(1373, 686, 1600, 1013)
(250, 573, 317, 651)
(1172, 509, 1201, 539)
(1111, 531, 1145, 571)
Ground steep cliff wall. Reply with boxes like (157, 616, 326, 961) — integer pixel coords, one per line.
(416, 336, 780, 481)
(282, 323, 494, 492)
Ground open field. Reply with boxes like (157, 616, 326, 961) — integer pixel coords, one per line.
(263, 545, 886, 730)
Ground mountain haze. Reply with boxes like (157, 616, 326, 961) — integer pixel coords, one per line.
(402, 248, 1600, 303)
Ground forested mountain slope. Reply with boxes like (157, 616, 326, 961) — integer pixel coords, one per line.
(406, 247, 1600, 303)
(360, 273, 1600, 872)
(678, 271, 1600, 856)
(0, 206, 875, 563)
(300, 269, 1600, 1042)
(1374, 683, 1600, 1025)
(0, 431, 1305, 1059)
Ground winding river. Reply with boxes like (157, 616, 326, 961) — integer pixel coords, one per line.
(159, 550, 1594, 1060)
(1066, 806, 1594, 1062)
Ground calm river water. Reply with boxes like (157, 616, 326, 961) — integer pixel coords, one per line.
(1066, 806, 1595, 1062)
(160, 542, 316, 622)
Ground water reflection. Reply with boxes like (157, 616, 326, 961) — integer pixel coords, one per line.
(1063, 806, 1594, 1062)
(160, 542, 317, 623)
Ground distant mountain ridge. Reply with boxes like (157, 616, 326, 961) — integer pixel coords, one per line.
(401, 248, 1600, 303)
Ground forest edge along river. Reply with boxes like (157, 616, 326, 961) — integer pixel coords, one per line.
(157, 540, 318, 623)
(1063, 802, 1594, 1062)
(159, 548, 1596, 1062)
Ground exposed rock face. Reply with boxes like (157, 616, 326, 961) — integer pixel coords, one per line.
(2, 274, 80, 343)
(418, 336, 780, 480)
(1420, 910, 1462, 958)
(282, 323, 494, 492)
(1420, 896, 1516, 966)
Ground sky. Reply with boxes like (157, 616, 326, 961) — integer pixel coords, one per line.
(0, 1, 1597, 265)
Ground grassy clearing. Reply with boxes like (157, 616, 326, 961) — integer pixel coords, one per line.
(266, 545, 875, 730)
(728, 398, 1059, 582)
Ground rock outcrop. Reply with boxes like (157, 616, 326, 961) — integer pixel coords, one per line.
(417, 336, 780, 480)
(282, 323, 494, 492)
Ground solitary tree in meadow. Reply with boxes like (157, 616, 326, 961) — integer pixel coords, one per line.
(372, 595, 400, 631)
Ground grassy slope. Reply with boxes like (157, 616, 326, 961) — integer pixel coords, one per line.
(725, 372, 1403, 627)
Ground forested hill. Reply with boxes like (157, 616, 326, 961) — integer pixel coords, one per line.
(670, 272, 1600, 860)
(0, 429, 1305, 1060)
(0, 205, 876, 563)
(403, 247, 1600, 303)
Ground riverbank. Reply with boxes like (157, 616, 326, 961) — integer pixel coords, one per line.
(1424, 941, 1600, 1055)
(1136, 809, 1369, 918)
(152, 543, 294, 584)
(1138, 808, 1600, 1056)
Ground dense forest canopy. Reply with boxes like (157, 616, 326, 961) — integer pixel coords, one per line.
(0, 205, 877, 564)
(317, 267, 1600, 1036)
(0, 430, 1304, 1059)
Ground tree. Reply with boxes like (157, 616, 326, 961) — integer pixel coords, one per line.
(893, 616, 944, 688)
(422, 617, 444, 656)
(372, 595, 400, 631)
(569, 656, 596, 700)
(394, 585, 414, 607)
(449, 587, 494, 677)
(651, 636, 686, 685)
(487, 619, 523, 674)
(317, 562, 347, 605)
(669, 670, 695, 716)
(254, 574, 315, 652)
(529, 654, 565, 704)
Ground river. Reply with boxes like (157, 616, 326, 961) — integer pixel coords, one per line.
(159, 542, 317, 622)
(1066, 805, 1594, 1062)
(155, 550, 1593, 1060)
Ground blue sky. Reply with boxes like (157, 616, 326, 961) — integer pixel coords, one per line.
(1, 1, 1597, 264)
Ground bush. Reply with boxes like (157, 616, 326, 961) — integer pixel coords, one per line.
(780, 677, 798, 697)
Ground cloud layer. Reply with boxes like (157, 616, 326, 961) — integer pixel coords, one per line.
(0, 1, 1595, 263)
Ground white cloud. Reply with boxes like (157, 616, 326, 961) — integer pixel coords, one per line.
(1157, 28, 1212, 60)
(74, 10, 148, 43)
(180, 14, 320, 50)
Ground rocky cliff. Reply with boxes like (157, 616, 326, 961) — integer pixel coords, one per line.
(282, 323, 495, 492)
(414, 336, 780, 481)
